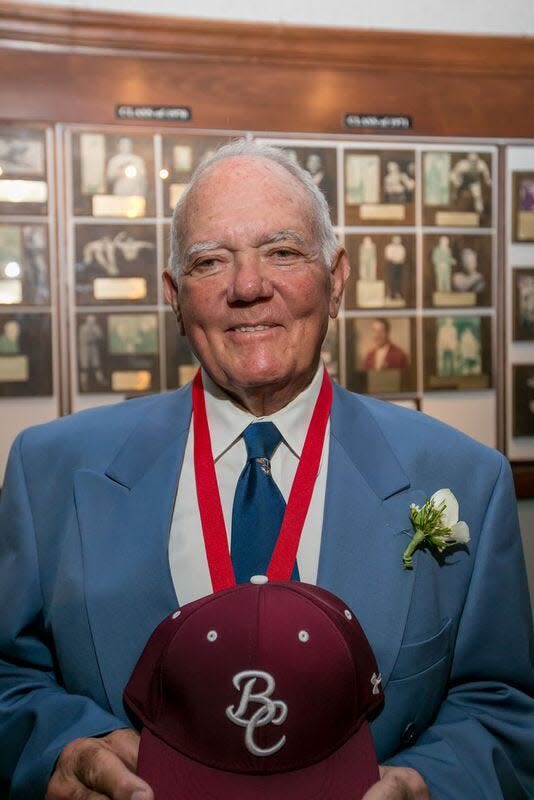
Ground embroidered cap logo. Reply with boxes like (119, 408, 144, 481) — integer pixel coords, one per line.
(225, 670, 288, 756)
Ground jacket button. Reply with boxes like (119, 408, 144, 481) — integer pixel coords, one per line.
(401, 722, 417, 746)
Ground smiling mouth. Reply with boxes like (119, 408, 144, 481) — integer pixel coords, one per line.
(230, 324, 278, 333)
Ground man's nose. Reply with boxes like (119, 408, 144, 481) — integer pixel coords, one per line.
(226, 253, 274, 303)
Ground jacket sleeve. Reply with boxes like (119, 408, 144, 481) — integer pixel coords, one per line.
(0, 434, 127, 800)
(385, 456, 534, 799)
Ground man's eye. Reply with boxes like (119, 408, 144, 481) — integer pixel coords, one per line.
(191, 257, 222, 273)
(271, 248, 299, 259)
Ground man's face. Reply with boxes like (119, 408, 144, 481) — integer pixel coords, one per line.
(164, 157, 349, 404)
(306, 154, 322, 174)
(371, 321, 388, 348)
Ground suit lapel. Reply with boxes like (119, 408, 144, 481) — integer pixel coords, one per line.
(74, 381, 422, 713)
(318, 386, 426, 687)
(74, 387, 192, 718)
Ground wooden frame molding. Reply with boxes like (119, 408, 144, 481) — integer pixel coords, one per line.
(0, 1, 534, 137)
(1, 1, 534, 76)
(1, 3, 534, 490)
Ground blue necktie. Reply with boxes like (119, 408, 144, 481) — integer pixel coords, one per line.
(231, 421, 299, 583)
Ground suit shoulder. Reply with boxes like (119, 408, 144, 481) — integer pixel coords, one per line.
(16, 387, 190, 462)
(332, 383, 504, 474)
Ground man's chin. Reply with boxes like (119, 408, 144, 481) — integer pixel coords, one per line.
(215, 363, 319, 410)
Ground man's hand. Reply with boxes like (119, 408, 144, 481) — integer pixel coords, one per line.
(45, 728, 154, 800)
(362, 765, 430, 800)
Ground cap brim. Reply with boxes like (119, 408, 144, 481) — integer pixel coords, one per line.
(138, 723, 379, 800)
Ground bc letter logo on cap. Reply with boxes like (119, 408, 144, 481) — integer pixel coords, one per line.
(225, 670, 288, 757)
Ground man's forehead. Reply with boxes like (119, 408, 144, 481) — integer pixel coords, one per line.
(187, 155, 310, 209)
(183, 159, 314, 230)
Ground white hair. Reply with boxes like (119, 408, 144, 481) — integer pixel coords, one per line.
(168, 139, 339, 282)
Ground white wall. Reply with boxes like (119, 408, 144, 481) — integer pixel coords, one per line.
(18, 0, 534, 36)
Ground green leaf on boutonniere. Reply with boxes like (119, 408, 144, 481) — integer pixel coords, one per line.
(403, 488, 470, 569)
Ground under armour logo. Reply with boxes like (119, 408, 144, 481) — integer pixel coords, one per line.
(225, 670, 288, 756)
(371, 672, 382, 695)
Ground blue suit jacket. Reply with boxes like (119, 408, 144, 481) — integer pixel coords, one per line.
(0, 383, 533, 799)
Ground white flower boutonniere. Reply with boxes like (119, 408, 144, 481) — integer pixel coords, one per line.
(403, 488, 470, 570)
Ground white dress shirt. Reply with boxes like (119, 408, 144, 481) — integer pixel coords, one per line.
(168, 365, 330, 605)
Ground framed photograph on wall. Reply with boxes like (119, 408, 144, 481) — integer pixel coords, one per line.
(422, 151, 493, 228)
(72, 132, 155, 218)
(512, 172, 534, 242)
(422, 233, 492, 308)
(512, 364, 534, 437)
(321, 319, 339, 383)
(423, 314, 492, 390)
(345, 233, 416, 310)
(0, 126, 48, 215)
(0, 312, 53, 396)
(344, 150, 416, 226)
(513, 268, 534, 340)
(345, 315, 417, 395)
(74, 223, 157, 305)
(277, 145, 338, 224)
(160, 134, 232, 216)
(165, 310, 199, 389)
(76, 311, 160, 394)
(0, 223, 50, 305)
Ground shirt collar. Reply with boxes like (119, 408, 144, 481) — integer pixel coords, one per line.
(202, 364, 325, 461)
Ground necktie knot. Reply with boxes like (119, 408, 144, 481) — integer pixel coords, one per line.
(242, 421, 282, 462)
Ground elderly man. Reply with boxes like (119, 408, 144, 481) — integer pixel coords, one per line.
(0, 141, 533, 800)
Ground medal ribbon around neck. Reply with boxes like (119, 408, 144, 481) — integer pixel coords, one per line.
(192, 368, 333, 591)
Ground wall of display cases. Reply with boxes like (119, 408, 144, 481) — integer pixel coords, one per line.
(507, 147, 534, 463)
(1, 4, 534, 485)
(0, 124, 60, 472)
(1, 122, 508, 476)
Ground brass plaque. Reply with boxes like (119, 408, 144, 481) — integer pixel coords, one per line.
(111, 370, 152, 392)
(360, 204, 406, 221)
(92, 195, 146, 218)
(0, 355, 29, 381)
(93, 277, 147, 301)
(435, 211, 479, 227)
(0, 279, 22, 304)
(0, 180, 48, 203)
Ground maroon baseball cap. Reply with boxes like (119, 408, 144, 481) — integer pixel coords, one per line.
(124, 580, 384, 799)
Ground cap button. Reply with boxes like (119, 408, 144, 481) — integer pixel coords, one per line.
(250, 575, 269, 584)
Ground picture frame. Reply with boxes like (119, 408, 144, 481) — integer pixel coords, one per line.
(278, 145, 338, 224)
(422, 150, 493, 229)
(160, 134, 232, 216)
(76, 311, 160, 394)
(513, 268, 534, 340)
(0, 126, 48, 216)
(164, 310, 199, 389)
(72, 132, 155, 218)
(345, 233, 416, 310)
(0, 312, 53, 396)
(512, 172, 534, 242)
(345, 315, 417, 395)
(512, 364, 534, 438)
(423, 314, 492, 391)
(0, 223, 50, 305)
(74, 223, 157, 305)
(422, 233, 492, 309)
(344, 150, 416, 226)
(321, 319, 339, 383)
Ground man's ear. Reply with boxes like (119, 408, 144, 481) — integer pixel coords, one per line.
(163, 269, 185, 335)
(328, 247, 351, 319)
